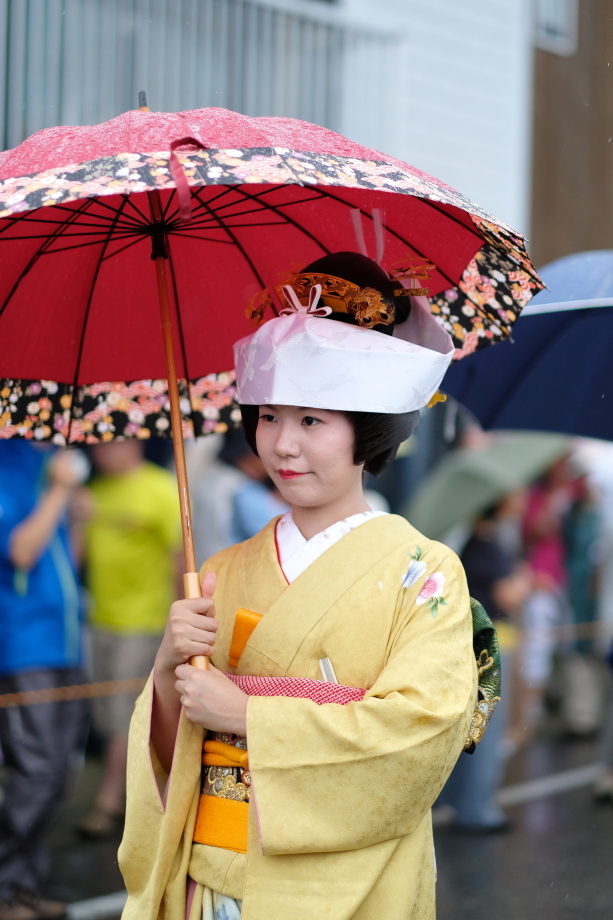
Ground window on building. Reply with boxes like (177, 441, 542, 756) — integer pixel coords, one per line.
(535, 0, 578, 56)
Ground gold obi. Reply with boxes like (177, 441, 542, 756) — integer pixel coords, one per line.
(193, 733, 250, 854)
(193, 609, 260, 854)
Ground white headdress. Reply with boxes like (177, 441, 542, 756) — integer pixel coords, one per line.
(234, 286, 454, 414)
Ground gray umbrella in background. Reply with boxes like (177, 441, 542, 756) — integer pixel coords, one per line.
(442, 250, 613, 440)
(404, 432, 570, 542)
(524, 248, 613, 311)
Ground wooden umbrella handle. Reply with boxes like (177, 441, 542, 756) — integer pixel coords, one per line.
(150, 189, 208, 671)
(184, 573, 208, 670)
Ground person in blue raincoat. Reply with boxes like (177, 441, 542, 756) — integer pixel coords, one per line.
(0, 442, 86, 920)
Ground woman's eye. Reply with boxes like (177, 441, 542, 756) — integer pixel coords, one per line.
(302, 416, 321, 427)
(259, 414, 276, 423)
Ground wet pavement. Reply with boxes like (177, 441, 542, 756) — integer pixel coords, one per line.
(4, 733, 608, 918)
(44, 758, 124, 912)
(436, 736, 613, 919)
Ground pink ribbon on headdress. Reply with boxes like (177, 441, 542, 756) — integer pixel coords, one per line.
(350, 208, 386, 264)
(279, 283, 331, 317)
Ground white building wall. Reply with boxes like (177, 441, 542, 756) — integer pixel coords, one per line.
(340, 0, 535, 234)
(0, 0, 535, 235)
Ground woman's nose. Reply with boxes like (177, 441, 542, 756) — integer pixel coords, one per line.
(274, 422, 300, 457)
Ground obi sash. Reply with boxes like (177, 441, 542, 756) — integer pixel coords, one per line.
(192, 596, 500, 853)
(193, 672, 365, 854)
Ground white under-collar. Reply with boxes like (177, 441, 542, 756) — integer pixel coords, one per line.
(275, 509, 387, 584)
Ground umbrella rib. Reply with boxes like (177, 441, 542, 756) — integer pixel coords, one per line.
(165, 211, 272, 228)
(232, 186, 327, 209)
(312, 187, 458, 289)
(411, 197, 485, 241)
(45, 200, 145, 228)
(178, 184, 303, 222)
(0, 228, 141, 243)
(160, 188, 176, 220)
(192, 189, 326, 222)
(91, 196, 149, 226)
(250, 192, 327, 210)
(115, 194, 153, 224)
(152, 186, 234, 226)
(198, 221, 289, 229)
(174, 186, 241, 221)
(192, 188, 267, 288)
(0, 198, 96, 320)
(175, 205, 293, 225)
(28, 234, 141, 256)
(162, 232, 236, 244)
(0, 207, 70, 237)
(67, 197, 130, 442)
(0, 215, 138, 230)
(231, 186, 330, 255)
(101, 235, 147, 261)
(163, 184, 325, 227)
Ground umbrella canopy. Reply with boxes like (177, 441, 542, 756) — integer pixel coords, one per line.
(405, 432, 570, 541)
(0, 104, 544, 614)
(0, 106, 542, 446)
(443, 249, 613, 440)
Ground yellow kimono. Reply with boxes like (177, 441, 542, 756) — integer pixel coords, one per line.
(119, 513, 477, 920)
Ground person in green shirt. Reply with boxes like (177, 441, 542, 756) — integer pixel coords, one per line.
(78, 440, 181, 838)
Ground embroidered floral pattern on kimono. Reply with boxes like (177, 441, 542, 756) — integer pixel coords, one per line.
(416, 571, 447, 617)
(402, 546, 427, 589)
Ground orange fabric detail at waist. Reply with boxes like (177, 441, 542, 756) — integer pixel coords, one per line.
(193, 794, 249, 854)
(202, 740, 249, 769)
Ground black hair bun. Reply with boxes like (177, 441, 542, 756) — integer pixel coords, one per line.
(302, 251, 410, 335)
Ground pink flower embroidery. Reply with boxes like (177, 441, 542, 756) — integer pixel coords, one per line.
(416, 571, 446, 607)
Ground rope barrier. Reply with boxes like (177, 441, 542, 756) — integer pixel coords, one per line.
(0, 618, 611, 709)
(0, 677, 148, 708)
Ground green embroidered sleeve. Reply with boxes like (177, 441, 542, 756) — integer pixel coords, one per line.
(464, 597, 501, 753)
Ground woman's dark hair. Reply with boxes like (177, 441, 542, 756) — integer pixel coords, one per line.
(240, 405, 419, 476)
(301, 251, 411, 335)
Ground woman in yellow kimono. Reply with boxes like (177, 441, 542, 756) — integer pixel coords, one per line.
(119, 252, 478, 920)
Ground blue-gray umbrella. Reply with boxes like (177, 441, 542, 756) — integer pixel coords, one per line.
(443, 249, 613, 440)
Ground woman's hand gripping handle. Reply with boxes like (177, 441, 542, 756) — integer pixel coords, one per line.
(156, 571, 218, 673)
(183, 572, 215, 670)
(152, 572, 218, 774)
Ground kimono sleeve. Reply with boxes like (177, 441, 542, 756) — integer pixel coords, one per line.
(246, 546, 477, 856)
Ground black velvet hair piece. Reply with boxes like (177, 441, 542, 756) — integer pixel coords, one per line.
(239, 405, 419, 477)
(301, 251, 410, 335)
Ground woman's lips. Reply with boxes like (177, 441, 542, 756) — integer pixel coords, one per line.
(277, 469, 306, 480)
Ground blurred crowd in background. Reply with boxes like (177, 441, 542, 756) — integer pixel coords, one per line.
(2, 400, 613, 910)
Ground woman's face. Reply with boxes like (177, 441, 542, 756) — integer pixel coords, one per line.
(255, 405, 363, 508)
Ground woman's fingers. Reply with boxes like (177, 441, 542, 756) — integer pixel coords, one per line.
(170, 597, 217, 618)
(173, 663, 248, 734)
(180, 610, 218, 632)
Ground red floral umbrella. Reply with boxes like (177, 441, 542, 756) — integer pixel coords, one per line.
(0, 104, 543, 602)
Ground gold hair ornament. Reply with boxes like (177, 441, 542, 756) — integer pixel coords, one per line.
(276, 273, 396, 328)
(426, 390, 447, 409)
(389, 255, 435, 299)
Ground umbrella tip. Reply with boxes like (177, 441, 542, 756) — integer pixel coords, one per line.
(138, 90, 149, 112)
